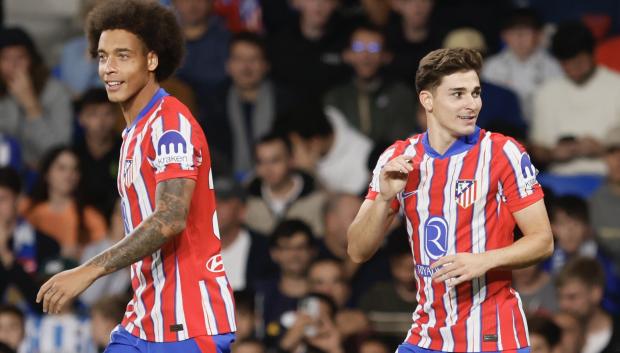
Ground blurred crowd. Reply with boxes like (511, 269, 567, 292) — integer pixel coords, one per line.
(1, 0, 620, 353)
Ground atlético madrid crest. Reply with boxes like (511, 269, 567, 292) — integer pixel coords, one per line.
(455, 179, 479, 209)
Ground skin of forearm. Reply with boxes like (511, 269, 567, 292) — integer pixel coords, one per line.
(484, 231, 553, 271)
(85, 179, 191, 276)
(347, 199, 393, 263)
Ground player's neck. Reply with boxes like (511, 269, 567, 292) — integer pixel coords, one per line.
(121, 78, 160, 128)
(426, 120, 459, 155)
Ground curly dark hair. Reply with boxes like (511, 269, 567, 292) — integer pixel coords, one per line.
(85, 0, 184, 82)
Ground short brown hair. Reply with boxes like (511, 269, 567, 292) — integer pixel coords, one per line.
(415, 48, 483, 94)
(555, 257, 605, 289)
(85, 0, 184, 82)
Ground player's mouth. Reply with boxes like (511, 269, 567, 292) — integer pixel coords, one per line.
(457, 115, 476, 121)
(105, 80, 124, 92)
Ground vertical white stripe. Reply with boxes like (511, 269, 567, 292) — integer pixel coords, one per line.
(511, 310, 521, 349)
(151, 250, 165, 342)
(468, 133, 492, 351)
(199, 280, 218, 335)
(133, 261, 148, 339)
(515, 290, 530, 346)
(174, 256, 189, 339)
(150, 117, 164, 156)
(178, 113, 195, 171)
(404, 215, 422, 343)
(496, 305, 503, 351)
(503, 140, 534, 197)
(439, 152, 466, 352)
(131, 138, 154, 219)
(416, 155, 436, 349)
(216, 276, 237, 331)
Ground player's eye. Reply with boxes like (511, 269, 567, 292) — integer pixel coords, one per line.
(98, 54, 106, 63)
(452, 92, 462, 97)
(472, 91, 481, 98)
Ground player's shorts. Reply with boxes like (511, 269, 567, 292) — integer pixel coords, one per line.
(104, 325, 235, 353)
(395, 343, 531, 353)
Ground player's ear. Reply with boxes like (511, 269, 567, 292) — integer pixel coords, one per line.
(419, 90, 433, 112)
(147, 51, 159, 72)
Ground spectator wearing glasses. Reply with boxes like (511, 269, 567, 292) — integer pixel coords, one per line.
(324, 23, 420, 143)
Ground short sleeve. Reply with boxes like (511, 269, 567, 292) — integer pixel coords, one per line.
(498, 138, 544, 213)
(146, 109, 203, 184)
(366, 145, 400, 212)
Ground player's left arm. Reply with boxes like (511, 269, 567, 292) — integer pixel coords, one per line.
(36, 177, 196, 314)
(431, 199, 553, 287)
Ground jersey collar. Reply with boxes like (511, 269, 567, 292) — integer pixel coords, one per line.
(422, 126, 481, 159)
(124, 88, 169, 134)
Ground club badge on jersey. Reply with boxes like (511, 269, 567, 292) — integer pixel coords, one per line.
(455, 179, 479, 209)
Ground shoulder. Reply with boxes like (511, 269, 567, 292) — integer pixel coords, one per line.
(487, 131, 524, 150)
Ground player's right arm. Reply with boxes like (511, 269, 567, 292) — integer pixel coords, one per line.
(347, 155, 412, 263)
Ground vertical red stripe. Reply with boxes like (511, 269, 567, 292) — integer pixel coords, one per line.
(160, 244, 178, 341)
(194, 334, 218, 353)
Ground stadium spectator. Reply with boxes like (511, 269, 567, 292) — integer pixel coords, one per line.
(531, 21, 620, 175)
(482, 8, 563, 121)
(203, 32, 299, 177)
(89, 295, 127, 353)
(233, 338, 266, 353)
(384, 0, 444, 85)
(527, 314, 561, 353)
(233, 290, 258, 342)
(0, 135, 21, 172)
(78, 201, 130, 307)
(556, 257, 620, 353)
(267, 0, 350, 99)
(0, 27, 73, 169)
(22, 147, 108, 260)
(244, 133, 326, 236)
(359, 335, 390, 353)
(0, 305, 24, 353)
(174, 0, 231, 99)
(275, 103, 373, 195)
(512, 263, 557, 315)
(214, 176, 276, 291)
(73, 88, 123, 220)
(589, 126, 620, 269)
(255, 220, 317, 348)
(324, 23, 419, 143)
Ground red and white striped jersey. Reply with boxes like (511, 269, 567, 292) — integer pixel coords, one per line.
(367, 127, 542, 352)
(117, 88, 236, 342)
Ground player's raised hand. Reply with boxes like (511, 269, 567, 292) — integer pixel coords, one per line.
(430, 252, 493, 287)
(379, 155, 413, 201)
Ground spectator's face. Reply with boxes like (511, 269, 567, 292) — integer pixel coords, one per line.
(174, 0, 212, 26)
(0, 188, 17, 228)
(390, 253, 415, 288)
(605, 148, 620, 184)
(308, 261, 349, 307)
(271, 233, 314, 276)
(234, 342, 265, 353)
(0, 45, 30, 82)
(90, 311, 115, 347)
(502, 26, 540, 59)
(421, 70, 481, 138)
(46, 151, 80, 197)
(360, 340, 389, 353)
(255, 140, 292, 188)
(325, 195, 362, 253)
(215, 197, 245, 237)
(0, 313, 24, 351)
(98, 29, 157, 104)
(79, 103, 119, 141)
(557, 279, 599, 320)
(296, 0, 338, 30)
(530, 333, 552, 353)
(234, 308, 255, 341)
(551, 210, 587, 255)
(344, 29, 387, 80)
(227, 42, 268, 90)
(559, 52, 595, 84)
(392, 0, 433, 28)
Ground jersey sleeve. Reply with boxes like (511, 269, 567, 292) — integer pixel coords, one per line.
(366, 144, 401, 212)
(146, 106, 204, 184)
(498, 137, 544, 213)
